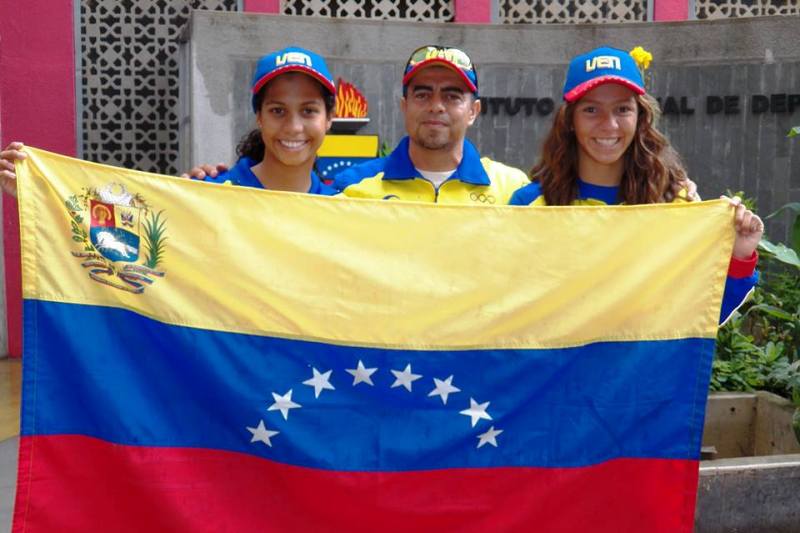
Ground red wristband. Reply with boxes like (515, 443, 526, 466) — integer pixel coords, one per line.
(728, 251, 758, 279)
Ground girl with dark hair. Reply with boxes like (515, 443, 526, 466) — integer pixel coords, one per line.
(510, 46, 763, 323)
(199, 46, 337, 195)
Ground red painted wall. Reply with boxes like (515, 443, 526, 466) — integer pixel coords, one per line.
(0, 0, 76, 357)
(454, 0, 494, 23)
(654, 0, 690, 21)
(243, 0, 280, 13)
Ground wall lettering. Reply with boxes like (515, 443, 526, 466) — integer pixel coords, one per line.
(706, 95, 740, 115)
(480, 97, 555, 117)
(478, 94, 798, 118)
(658, 96, 695, 115)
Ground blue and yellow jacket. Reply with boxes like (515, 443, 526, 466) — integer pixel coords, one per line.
(203, 156, 338, 196)
(510, 179, 759, 325)
(334, 137, 529, 204)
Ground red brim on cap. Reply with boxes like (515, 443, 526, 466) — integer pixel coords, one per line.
(252, 65, 336, 96)
(564, 75, 645, 103)
(402, 58, 478, 94)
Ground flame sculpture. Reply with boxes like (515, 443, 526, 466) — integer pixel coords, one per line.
(335, 79, 368, 118)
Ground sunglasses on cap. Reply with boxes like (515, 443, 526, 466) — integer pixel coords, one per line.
(402, 45, 479, 95)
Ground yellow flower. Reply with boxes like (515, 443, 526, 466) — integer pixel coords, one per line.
(629, 46, 653, 71)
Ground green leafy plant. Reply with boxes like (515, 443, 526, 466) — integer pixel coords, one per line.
(712, 318, 773, 391)
(759, 202, 800, 269)
(714, 312, 799, 398)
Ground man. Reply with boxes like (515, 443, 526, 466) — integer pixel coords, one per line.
(333, 45, 528, 204)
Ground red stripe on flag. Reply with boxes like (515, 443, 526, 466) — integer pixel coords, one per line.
(14, 435, 698, 532)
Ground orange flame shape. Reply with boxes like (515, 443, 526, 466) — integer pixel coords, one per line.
(335, 79, 368, 118)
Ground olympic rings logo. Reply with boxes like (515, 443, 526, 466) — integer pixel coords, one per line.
(469, 192, 496, 204)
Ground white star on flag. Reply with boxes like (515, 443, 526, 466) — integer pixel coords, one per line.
(428, 375, 461, 405)
(459, 397, 492, 427)
(390, 364, 422, 392)
(303, 367, 335, 398)
(477, 426, 503, 449)
(268, 389, 301, 420)
(346, 360, 378, 386)
(247, 420, 279, 447)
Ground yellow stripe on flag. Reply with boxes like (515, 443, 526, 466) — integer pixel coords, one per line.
(17, 147, 733, 350)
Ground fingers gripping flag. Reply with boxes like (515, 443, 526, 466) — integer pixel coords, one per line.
(14, 148, 733, 532)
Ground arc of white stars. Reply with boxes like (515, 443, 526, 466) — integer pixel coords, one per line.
(346, 360, 378, 386)
(459, 397, 492, 427)
(303, 367, 335, 398)
(268, 389, 301, 420)
(247, 420, 279, 447)
(390, 364, 422, 392)
(477, 426, 503, 449)
(428, 375, 461, 405)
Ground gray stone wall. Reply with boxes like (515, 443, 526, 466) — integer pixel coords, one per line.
(180, 12, 800, 237)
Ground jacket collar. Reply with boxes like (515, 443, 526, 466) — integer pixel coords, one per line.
(382, 137, 491, 186)
(240, 157, 329, 194)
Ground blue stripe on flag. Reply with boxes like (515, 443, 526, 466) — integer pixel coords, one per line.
(23, 300, 713, 471)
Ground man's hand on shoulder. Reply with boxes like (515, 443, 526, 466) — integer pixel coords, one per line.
(180, 162, 228, 180)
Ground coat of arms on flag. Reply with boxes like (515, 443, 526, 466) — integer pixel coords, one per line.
(66, 182, 166, 293)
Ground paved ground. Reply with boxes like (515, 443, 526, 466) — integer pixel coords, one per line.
(0, 438, 16, 533)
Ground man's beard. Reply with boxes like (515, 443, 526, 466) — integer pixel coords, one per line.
(415, 128, 452, 151)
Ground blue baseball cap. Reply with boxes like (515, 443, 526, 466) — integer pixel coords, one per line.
(250, 46, 336, 112)
(402, 45, 479, 96)
(562, 46, 645, 103)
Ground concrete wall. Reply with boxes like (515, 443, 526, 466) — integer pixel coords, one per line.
(702, 392, 757, 458)
(697, 454, 800, 533)
(181, 12, 800, 237)
(702, 391, 800, 459)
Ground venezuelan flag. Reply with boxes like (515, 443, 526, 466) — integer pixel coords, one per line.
(14, 148, 732, 532)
